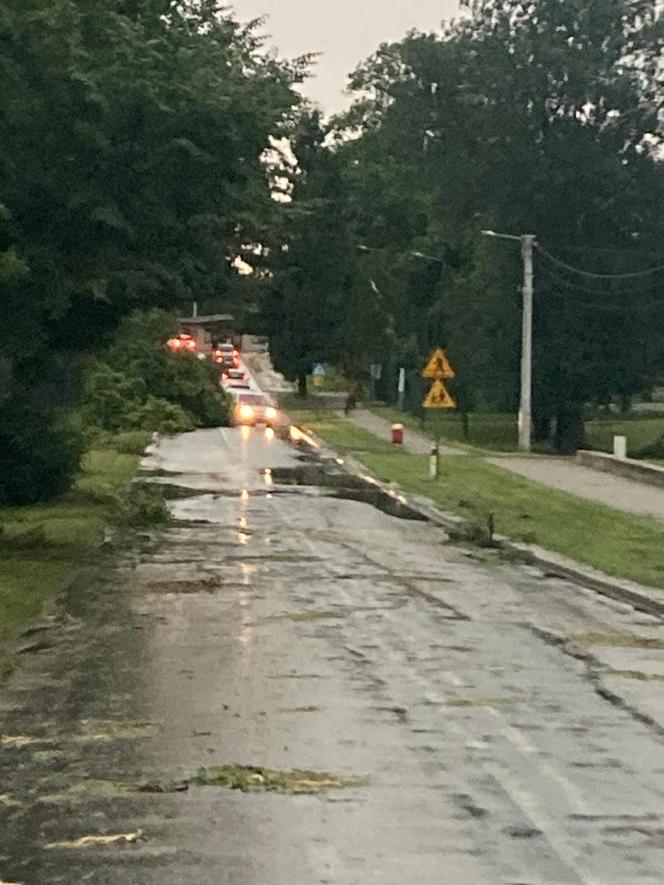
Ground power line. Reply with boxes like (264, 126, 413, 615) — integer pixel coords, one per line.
(535, 243, 664, 280)
(538, 265, 664, 313)
(537, 264, 660, 298)
(554, 245, 664, 259)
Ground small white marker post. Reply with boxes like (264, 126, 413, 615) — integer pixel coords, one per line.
(614, 435, 627, 460)
(429, 441, 440, 480)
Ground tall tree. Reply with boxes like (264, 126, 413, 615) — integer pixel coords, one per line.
(332, 0, 664, 448)
(266, 113, 355, 395)
(0, 0, 302, 500)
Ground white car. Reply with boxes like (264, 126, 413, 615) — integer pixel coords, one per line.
(229, 391, 279, 426)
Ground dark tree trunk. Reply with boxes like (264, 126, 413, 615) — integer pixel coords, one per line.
(532, 411, 551, 443)
(297, 373, 308, 399)
(554, 403, 584, 454)
(461, 411, 470, 442)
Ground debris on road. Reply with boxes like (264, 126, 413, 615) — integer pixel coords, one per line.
(45, 830, 144, 850)
(71, 719, 161, 743)
(188, 764, 368, 794)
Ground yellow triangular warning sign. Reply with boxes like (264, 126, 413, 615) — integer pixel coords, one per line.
(422, 348, 456, 380)
(423, 380, 456, 410)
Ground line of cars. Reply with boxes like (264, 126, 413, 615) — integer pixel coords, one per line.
(212, 342, 241, 370)
(216, 345, 281, 428)
(166, 334, 282, 428)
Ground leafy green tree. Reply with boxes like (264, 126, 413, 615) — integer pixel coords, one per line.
(82, 310, 231, 432)
(0, 0, 302, 500)
(332, 0, 664, 449)
(265, 113, 355, 395)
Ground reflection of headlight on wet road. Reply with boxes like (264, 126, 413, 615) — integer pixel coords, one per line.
(238, 624, 252, 647)
(264, 426, 275, 443)
(289, 424, 319, 448)
(240, 425, 252, 443)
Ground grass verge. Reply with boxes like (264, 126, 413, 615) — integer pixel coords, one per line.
(584, 416, 664, 455)
(373, 406, 664, 457)
(374, 406, 518, 452)
(293, 412, 664, 590)
(0, 434, 150, 672)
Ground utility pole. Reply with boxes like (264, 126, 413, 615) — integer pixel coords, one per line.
(482, 230, 536, 453)
(520, 235, 535, 453)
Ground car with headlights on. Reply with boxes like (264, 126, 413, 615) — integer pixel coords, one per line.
(230, 392, 279, 427)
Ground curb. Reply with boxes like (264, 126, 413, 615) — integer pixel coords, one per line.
(577, 449, 664, 489)
(293, 422, 664, 622)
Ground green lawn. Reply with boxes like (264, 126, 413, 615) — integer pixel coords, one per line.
(289, 410, 395, 455)
(374, 407, 518, 452)
(0, 440, 143, 672)
(295, 412, 664, 591)
(584, 416, 664, 455)
(374, 406, 664, 457)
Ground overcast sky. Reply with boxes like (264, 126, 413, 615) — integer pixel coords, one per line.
(232, 0, 461, 113)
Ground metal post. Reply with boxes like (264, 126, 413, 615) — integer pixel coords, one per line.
(429, 440, 440, 480)
(519, 235, 535, 453)
(192, 301, 198, 319)
(397, 367, 406, 411)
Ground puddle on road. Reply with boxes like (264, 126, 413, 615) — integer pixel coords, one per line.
(188, 764, 368, 794)
(269, 465, 429, 522)
(269, 465, 368, 490)
(151, 483, 221, 500)
(140, 578, 221, 594)
(145, 460, 430, 524)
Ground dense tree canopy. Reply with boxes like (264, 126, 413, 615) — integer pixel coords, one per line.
(0, 0, 302, 498)
(264, 112, 393, 394)
(270, 0, 664, 448)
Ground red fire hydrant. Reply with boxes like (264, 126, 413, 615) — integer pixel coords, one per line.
(392, 424, 404, 445)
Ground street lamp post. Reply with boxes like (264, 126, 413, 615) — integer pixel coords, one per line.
(482, 230, 536, 453)
(356, 244, 446, 413)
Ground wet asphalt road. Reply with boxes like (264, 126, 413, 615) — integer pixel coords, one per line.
(4, 428, 664, 883)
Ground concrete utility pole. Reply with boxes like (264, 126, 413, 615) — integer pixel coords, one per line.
(482, 230, 536, 453)
(519, 235, 535, 453)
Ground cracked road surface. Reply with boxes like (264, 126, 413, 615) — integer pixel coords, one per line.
(4, 428, 664, 883)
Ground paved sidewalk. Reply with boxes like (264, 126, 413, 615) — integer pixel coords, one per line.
(348, 409, 463, 456)
(345, 410, 664, 523)
(488, 456, 664, 523)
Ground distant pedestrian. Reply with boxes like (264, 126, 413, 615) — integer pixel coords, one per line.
(344, 386, 357, 416)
